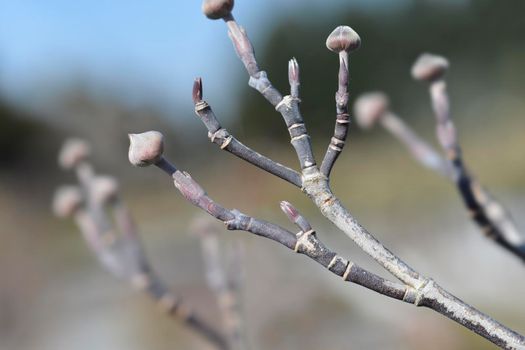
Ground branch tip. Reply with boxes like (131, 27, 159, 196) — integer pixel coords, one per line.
(193, 77, 203, 104)
(128, 131, 164, 167)
(326, 25, 361, 54)
(202, 0, 234, 20)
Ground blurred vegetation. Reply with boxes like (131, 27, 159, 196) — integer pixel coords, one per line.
(237, 0, 525, 143)
(0, 98, 49, 166)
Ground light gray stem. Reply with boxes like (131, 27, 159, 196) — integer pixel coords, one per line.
(301, 166, 525, 348)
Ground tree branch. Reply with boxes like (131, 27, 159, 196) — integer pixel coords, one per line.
(192, 78, 302, 187)
(320, 26, 360, 177)
(410, 53, 525, 262)
(54, 145, 229, 350)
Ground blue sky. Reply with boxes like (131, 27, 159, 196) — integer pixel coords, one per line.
(0, 0, 404, 115)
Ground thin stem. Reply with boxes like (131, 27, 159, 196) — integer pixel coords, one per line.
(193, 219, 247, 350)
(321, 51, 350, 177)
(222, 16, 316, 170)
(193, 78, 302, 187)
(380, 112, 451, 177)
(153, 157, 410, 301)
(428, 80, 525, 262)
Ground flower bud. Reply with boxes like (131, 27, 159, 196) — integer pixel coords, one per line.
(53, 186, 83, 218)
(128, 131, 164, 167)
(58, 138, 90, 169)
(280, 201, 300, 224)
(91, 175, 119, 205)
(353, 92, 390, 129)
(326, 25, 361, 53)
(202, 0, 234, 20)
(411, 53, 449, 82)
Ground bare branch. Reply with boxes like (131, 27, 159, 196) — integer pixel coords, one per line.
(221, 15, 316, 170)
(411, 53, 525, 262)
(192, 218, 248, 350)
(193, 78, 302, 187)
(354, 92, 451, 177)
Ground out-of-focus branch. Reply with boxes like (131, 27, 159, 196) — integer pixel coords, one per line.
(411, 53, 525, 262)
(191, 217, 248, 350)
(354, 90, 525, 263)
(54, 140, 229, 350)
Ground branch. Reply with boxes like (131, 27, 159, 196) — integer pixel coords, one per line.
(192, 217, 248, 350)
(192, 78, 302, 187)
(54, 143, 229, 350)
(320, 26, 360, 177)
(410, 53, 525, 262)
(221, 14, 316, 170)
(354, 92, 451, 177)
(128, 134, 411, 301)
(194, 3, 525, 347)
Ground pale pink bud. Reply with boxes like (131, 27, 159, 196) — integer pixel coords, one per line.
(53, 186, 83, 218)
(326, 26, 361, 53)
(58, 138, 90, 169)
(411, 53, 449, 82)
(353, 92, 390, 129)
(128, 131, 164, 167)
(91, 175, 119, 205)
(202, 0, 234, 20)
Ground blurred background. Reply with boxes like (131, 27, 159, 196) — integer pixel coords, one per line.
(1, 0, 524, 349)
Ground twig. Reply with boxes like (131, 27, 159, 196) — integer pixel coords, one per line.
(354, 90, 525, 263)
(320, 26, 360, 177)
(411, 53, 525, 262)
(192, 78, 302, 187)
(191, 217, 248, 350)
(54, 142, 229, 350)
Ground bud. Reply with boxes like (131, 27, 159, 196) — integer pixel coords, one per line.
(280, 201, 300, 224)
(202, 0, 234, 20)
(411, 53, 449, 82)
(128, 131, 164, 167)
(91, 175, 119, 205)
(53, 186, 83, 218)
(288, 58, 300, 86)
(353, 92, 390, 129)
(326, 25, 361, 53)
(58, 138, 90, 169)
